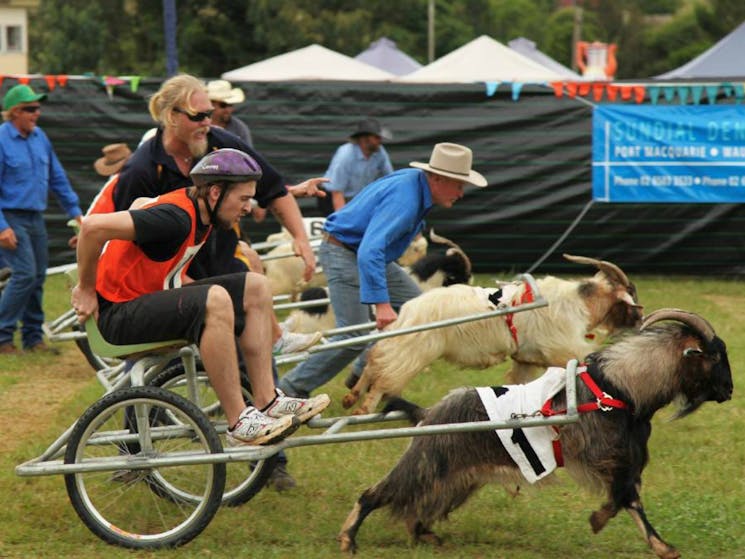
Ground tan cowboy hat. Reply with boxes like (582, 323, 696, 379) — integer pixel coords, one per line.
(410, 142, 487, 187)
(93, 143, 132, 176)
(206, 80, 245, 105)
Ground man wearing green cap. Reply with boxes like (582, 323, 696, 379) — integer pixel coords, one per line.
(0, 84, 82, 354)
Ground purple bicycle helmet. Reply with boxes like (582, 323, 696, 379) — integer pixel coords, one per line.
(190, 148, 262, 186)
(190, 148, 262, 224)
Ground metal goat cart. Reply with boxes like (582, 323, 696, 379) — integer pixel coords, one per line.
(17, 273, 583, 549)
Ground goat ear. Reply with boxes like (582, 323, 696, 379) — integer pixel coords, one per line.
(683, 347, 703, 357)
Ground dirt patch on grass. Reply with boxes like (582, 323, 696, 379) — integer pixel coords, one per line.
(0, 348, 92, 455)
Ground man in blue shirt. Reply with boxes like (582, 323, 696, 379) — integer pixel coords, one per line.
(318, 117, 394, 216)
(279, 142, 487, 397)
(0, 84, 82, 354)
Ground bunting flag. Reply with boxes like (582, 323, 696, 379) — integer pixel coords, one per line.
(56, 75, 68, 87)
(566, 82, 578, 98)
(44, 75, 56, 91)
(691, 85, 704, 105)
(18, 76, 29, 85)
(592, 82, 605, 101)
(735, 84, 744, 103)
(551, 82, 563, 97)
(677, 86, 690, 105)
(706, 84, 719, 104)
(606, 83, 619, 101)
(647, 85, 661, 104)
(511, 82, 524, 101)
(484, 81, 500, 97)
(633, 85, 646, 103)
(663, 87, 676, 103)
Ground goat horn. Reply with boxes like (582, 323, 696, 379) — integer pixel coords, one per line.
(562, 254, 631, 287)
(640, 308, 716, 342)
(432, 229, 472, 277)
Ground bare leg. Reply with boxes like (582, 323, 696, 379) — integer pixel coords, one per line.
(199, 284, 246, 427)
(236, 272, 277, 409)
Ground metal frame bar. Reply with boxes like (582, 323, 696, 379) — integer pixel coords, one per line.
(276, 274, 545, 365)
(16, 360, 580, 476)
(18, 273, 573, 481)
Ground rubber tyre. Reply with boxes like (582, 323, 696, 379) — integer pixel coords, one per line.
(64, 386, 226, 549)
(149, 362, 277, 507)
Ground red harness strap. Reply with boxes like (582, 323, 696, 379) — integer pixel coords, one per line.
(505, 281, 535, 346)
(541, 365, 629, 467)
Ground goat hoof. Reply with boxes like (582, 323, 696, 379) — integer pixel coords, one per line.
(415, 531, 442, 546)
(589, 510, 609, 533)
(338, 533, 357, 554)
(341, 392, 358, 409)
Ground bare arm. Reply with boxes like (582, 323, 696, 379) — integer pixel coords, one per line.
(72, 211, 136, 322)
(268, 194, 316, 281)
(332, 191, 346, 211)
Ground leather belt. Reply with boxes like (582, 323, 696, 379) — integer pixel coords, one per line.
(323, 232, 356, 253)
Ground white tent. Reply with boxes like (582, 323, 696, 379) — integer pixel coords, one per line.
(222, 44, 394, 82)
(508, 37, 582, 79)
(355, 37, 422, 76)
(396, 35, 565, 83)
(656, 19, 745, 79)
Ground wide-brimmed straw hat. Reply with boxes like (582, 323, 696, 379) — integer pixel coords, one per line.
(350, 117, 392, 140)
(94, 143, 132, 176)
(206, 80, 245, 105)
(410, 142, 487, 187)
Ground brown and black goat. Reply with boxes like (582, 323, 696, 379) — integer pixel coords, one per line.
(342, 254, 643, 414)
(338, 309, 733, 559)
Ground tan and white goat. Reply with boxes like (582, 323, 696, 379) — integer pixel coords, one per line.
(342, 254, 643, 414)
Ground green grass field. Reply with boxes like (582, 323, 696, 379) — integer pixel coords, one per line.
(1, 272, 744, 559)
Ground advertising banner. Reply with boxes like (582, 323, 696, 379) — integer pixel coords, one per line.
(592, 105, 745, 202)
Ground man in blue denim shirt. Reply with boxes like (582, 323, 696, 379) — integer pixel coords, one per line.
(0, 84, 82, 354)
(279, 142, 487, 397)
(318, 118, 394, 216)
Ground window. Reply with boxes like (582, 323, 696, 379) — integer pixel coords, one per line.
(3, 25, 23, 52)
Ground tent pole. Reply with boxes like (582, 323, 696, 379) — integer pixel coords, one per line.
(428, 0, 435, 63)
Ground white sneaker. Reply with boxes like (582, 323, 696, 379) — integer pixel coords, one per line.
(226, 406, 298, 446)
(273, 330, 323, 355)
(264, 389, 331, 423)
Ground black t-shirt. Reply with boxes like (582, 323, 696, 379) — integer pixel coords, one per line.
(115, 127, 269, 279)
(129, 197, 209, 262)
(114, 126, 287, 212)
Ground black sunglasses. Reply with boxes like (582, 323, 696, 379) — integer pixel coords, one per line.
(20, 105, 41, 113)
(173, 106, 213, 122)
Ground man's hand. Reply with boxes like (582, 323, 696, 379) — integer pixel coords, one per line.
(289, 177, 329, 198)
(71, 284, 99, 324)
(292, 238, 317, 281)
(374, 302, 398, 330)
(0, 227, 17, 250)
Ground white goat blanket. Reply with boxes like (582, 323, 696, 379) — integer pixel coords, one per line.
(476, 366, 566, 484)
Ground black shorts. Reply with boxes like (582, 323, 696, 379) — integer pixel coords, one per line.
(97, 273, 247, 345)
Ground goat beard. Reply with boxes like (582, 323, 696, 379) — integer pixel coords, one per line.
(670, 395, 704, 420)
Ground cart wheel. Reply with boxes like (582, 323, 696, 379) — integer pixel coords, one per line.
(64, 386, 226, 549)
(149, 363, 277, 507)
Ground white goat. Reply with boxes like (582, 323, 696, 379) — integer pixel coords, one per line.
(342, 254, 643, 414)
